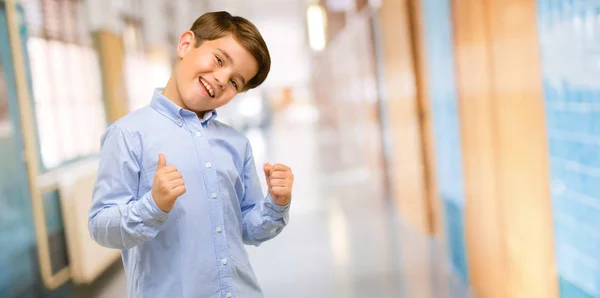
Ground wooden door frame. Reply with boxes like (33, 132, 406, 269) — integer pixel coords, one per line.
(406, 0, 444, 240)
(377, 0, 447, 242)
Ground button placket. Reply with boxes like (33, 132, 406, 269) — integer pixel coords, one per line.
(194, 128, 233, 290)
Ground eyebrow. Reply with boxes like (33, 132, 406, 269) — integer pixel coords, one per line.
(218, 48, 247, 88)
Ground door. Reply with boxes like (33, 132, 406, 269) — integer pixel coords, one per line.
(0, 3, 71, 297)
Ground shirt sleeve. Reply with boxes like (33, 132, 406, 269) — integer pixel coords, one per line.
(240, 140, 290, 246)
(88, 125, 169, 250)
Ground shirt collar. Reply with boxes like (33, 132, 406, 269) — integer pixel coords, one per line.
(150, 88, 218, 125)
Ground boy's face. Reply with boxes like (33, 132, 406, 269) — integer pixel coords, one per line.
(174, 32, 259, 113)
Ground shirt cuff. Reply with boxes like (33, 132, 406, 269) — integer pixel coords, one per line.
(264, 193, 290, 214)
(139, 191, 169, 223)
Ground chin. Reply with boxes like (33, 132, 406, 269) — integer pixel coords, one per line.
(184, 103, 205, 113)
(179, 94, 202, 109)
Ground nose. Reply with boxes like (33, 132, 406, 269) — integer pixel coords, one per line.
(213, 76, 224, 90)
(213, 71, 229, 90)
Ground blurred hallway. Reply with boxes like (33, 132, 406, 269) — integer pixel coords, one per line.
(2, 0, 599, 297)
(74, 102, 471, 298)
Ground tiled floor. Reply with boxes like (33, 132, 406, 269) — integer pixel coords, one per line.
(75, 104, 472, 298)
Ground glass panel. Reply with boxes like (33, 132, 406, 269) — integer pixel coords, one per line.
(24, 0, 106, 171)
(34, 101, 60, 168)
(67, 44, 85, 156)
(83, 47, 105, 154)
(26, 37, 50, 104)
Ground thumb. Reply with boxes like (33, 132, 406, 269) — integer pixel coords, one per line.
(157, 153, 166, 170)
(263, 163, 272, 187)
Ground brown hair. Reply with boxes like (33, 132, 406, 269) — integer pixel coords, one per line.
(190, 11, 271, 91)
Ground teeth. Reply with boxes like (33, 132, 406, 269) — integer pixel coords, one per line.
(200, 78, 214, 97)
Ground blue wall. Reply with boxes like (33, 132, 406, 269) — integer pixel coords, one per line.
(537, 1, 600, 297)
(420, 0, 468, 282)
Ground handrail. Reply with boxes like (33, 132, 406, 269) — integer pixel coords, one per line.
(5, 0, 70, 290)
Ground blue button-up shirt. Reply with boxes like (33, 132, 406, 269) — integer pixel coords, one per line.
(89, 88, 290, 298)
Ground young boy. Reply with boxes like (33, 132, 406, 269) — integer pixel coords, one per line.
(88, 11, 294, 298)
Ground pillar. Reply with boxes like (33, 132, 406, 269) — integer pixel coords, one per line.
(378, 0, 430, 233)
(453, 0, 558, 297)
(86, 0, 128, 123)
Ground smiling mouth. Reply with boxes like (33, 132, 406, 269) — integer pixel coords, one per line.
(199, 77, 215, 98)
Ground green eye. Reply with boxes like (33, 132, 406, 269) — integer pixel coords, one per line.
(231, 80, 238, 90)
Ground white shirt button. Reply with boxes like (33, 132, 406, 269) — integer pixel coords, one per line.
(205, 162, 212, 168)
(221, 258, 228, 265)
(176, 118, 182, 124)
(226, 293, 232, 298)
(266, 203, 273, 209)
(216, 226, 222, 233)
(211, 193, 217, 199)
(196, 132, 202, 137)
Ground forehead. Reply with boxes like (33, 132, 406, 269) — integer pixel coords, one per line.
(200, 35, 258, 83)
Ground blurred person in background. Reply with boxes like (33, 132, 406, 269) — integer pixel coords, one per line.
(88, 11, 295, 298)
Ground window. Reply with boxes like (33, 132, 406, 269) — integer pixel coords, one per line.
(22, 0, 106, 170)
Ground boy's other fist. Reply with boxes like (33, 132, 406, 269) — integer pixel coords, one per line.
(263, 163, 294, 206)
(152, 154, 186, 212)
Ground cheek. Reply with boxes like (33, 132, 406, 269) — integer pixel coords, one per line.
(218, 91, 237, 104)
(183, 56, 213, 77)
(197, 56, 216, 74)
(176, 62, 195, 87)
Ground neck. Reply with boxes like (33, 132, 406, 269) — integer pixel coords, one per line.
(162, 76, 185, 108)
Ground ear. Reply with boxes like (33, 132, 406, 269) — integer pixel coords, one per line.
(177, 31, 196, 59)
